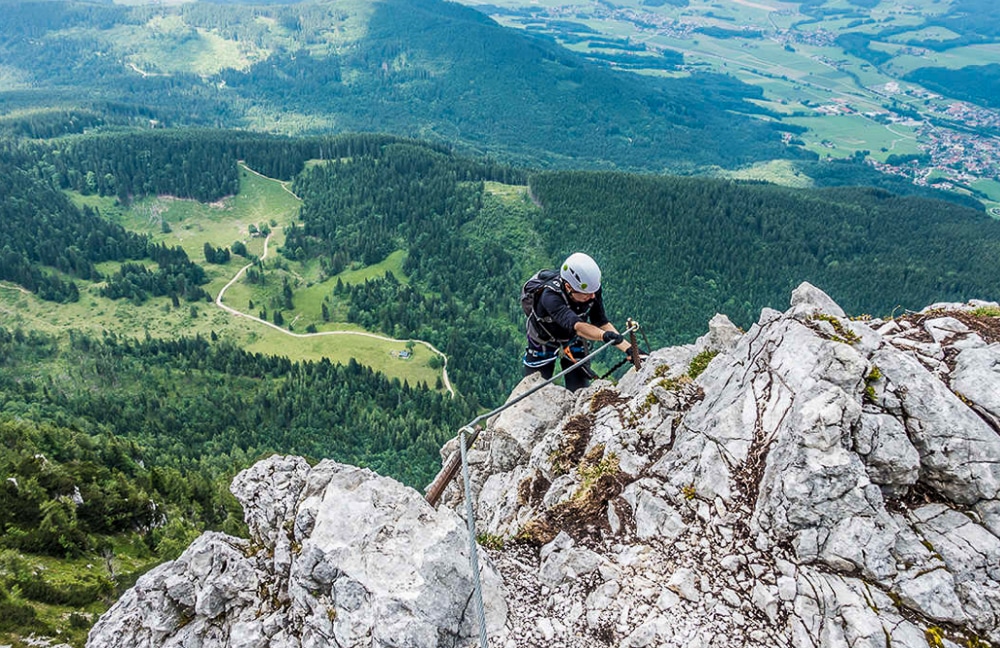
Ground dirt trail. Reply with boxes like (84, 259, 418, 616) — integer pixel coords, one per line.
(215, 229, 455, 398)
(0, 282, 31, 295)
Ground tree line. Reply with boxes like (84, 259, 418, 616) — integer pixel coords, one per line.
(2, 328, 476, 489)
(526, 171, 1000, 345)
(2, 132, 483, 305)
(26, 129, 515, 202)
(288, 142, 530, 404)
(0, 145, 211, 304)
(0, 321, 479, 627)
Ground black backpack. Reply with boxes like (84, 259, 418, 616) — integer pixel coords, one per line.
(520, 269, 569, 342)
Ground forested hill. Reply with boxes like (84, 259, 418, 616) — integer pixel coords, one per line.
(0, 142, 209, 304)
(6, 131, 999, 397)
(7, 132, 993, 395)
(0, 327, 476, 645)
(527, 172, 1000, 344)
(0, 0, 800, 171)
(2, 130, 1000, 644)
(282, 146, 1000, 369)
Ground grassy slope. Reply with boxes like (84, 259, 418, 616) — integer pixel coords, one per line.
(4, 163, 447, 390)
(0, 534, 167, 648)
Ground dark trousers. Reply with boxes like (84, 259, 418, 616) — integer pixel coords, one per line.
(523, 340, 592, 392)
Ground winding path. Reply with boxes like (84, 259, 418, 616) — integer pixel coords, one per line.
(214, 229, 455, 398)
(0, 282, 30, 295)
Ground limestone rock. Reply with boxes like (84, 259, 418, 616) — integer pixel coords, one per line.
(489, 374, 575, 471)
(854, 412, 920, 491)
(951, 344, 1000, 429)
(88, 457, 507, 648)
(90, 286, 1000, 648)
(789, 281, 847, 318)
(467, 285, 1000, 647)
(873, 346, 1000, 505)
(695, 313, 744, 353)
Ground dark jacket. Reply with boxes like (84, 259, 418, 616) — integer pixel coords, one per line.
(529, 285, 609, 345)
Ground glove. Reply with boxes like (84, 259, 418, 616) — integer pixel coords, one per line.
(626, 346, 648, 364)
(602, 330, 625, 346)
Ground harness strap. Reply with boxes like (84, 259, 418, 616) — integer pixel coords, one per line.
(560, 343, 598, 379)
(529, 281, 592, 344)
(523, 346, 558, 368)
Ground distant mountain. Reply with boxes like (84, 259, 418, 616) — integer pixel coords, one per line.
(0, 0, 801, 170)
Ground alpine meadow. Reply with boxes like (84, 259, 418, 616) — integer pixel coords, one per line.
(1, 0, 1000, 645)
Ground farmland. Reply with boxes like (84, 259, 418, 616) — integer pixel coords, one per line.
(459, 0, 1000, 210)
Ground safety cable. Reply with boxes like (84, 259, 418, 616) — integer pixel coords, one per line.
(425, 322, 639, 505)
(428, 322, 639, 647)
(459, 425, 490, 648)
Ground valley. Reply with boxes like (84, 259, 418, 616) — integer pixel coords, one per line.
(459, 0, 1000, 210)
(3, 162, 449, 389)
(1, 1, 1000, 644)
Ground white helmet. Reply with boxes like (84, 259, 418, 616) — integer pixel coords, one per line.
(560, 252, 601, 294)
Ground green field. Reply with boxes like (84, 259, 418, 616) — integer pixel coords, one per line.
(100, 16, 253, 76)
(885, 43, 1000, 74)
(872, 0, 953, 20)
(16, 165, 451, 391)
(459, 0, 998, 203)
(721, 159, 816, 187)
(334, 250, 409, 286)
(885, 26, 962, 43)
(102, 1, 378, 75)
(785, 114, 921, 160)
(971, 179, 1000, 212)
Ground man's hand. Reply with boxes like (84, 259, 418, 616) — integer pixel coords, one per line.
(602, 330, 624, 346)
(626, 346, 648, 364)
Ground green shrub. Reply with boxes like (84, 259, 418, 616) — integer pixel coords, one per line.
(0, 583, 38, 632)
(13, 571, 113, 607)
(69, 612, 94, 629)
(688, 350, 720, 380)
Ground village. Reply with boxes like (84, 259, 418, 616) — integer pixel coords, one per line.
(501, 2, 1000, 209)
(858, 86, 1000, 200)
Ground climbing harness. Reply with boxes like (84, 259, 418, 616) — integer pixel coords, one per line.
(557, 343, 598, 380)
(527, 320, 649, 381)
(520, 269, 568, 344)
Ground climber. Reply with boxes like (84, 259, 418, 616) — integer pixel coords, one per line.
(521, 252, 637, 392)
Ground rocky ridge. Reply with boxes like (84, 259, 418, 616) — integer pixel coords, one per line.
(87, 284, 1000, 648)
(87, 457, 507, 647)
